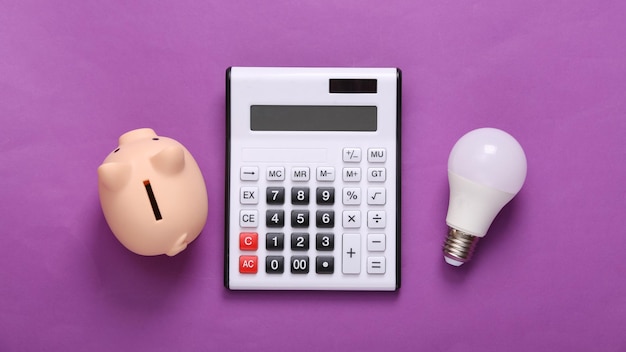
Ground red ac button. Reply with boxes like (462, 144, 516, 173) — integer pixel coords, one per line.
(239, 255, 258, 274)
(239, 232, 258, 250)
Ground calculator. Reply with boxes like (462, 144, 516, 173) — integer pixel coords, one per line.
(225, 67, 401, 290)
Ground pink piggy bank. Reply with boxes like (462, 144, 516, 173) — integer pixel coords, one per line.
(97, 128, 208, 256)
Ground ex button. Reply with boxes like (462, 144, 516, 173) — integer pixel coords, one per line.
(240, 187, 258, 204)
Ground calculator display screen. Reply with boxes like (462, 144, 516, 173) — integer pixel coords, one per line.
(250, 105, 377, 132)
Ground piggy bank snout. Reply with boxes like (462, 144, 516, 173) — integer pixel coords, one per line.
(119, 128, 157, 145)
(98, 162, 131, 191)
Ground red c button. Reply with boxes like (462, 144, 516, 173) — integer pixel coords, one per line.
(239, 232, 258, 250)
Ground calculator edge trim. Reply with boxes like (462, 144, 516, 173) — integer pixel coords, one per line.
(224, 67, 233, 289)
(394, 67, 402, 290)
(224, 67, 402, 291)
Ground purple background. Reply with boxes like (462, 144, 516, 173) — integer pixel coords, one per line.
(1, 1, 625, 351)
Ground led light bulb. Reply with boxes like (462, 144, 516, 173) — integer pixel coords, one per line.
(443, 128, 527, 266)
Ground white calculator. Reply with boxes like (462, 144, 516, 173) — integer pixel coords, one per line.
(225, 67, 401, 290)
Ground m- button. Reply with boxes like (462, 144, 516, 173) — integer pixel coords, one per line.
(317, 167, 335, 181)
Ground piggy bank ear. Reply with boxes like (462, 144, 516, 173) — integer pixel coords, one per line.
(98, 162, 132, 191)
(150, 145, 185, 175)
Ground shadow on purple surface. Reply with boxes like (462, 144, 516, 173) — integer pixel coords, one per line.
(86, 202, 195, 313)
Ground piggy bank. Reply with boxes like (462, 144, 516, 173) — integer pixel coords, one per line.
(97, 128, 208, 256)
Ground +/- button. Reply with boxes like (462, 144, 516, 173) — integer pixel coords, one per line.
(343, 148, 362, 162)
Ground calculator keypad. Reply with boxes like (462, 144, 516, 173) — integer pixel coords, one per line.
(235, 147, 393, 287)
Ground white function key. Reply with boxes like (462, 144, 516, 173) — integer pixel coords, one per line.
(342, 211, 361, 228)
(367, 168, 386, 182)
(342, 188, 361, 205)
(343, 148, 362, 162)
(240, 166, 259, 181)
(239, 210, 258, 228)
(367, 188, 386, 205)
(292, 167, 310, 181)
(367, 233, 386, 251)
(367, 257, 386, 274)
(342, 234, 361, 274)
(240, 187, 259, 204)
(267, 167, 285, 181)
(343, 168, 361, 182)
(367, 211, 386, 228)
(317, 167, 335, 181)
(368, 148, 387, 163)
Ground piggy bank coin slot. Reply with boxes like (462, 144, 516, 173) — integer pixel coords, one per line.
(143, 180, 163, 221)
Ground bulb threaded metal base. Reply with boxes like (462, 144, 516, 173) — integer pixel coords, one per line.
(443, 227, 480, 266)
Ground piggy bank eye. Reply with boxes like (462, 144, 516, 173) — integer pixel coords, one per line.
(152, 138, 159, 141)
(113, 148, 120, 153)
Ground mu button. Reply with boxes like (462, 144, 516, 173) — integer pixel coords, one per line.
(239, 255, 258, 274)
(239, 232, 258, 250)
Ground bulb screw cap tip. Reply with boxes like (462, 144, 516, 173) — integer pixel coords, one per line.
(443, 227, 480, 266)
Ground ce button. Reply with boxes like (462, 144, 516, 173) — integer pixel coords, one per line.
(240, 210, 258, 228)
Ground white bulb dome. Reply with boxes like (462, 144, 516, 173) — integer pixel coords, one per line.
(448, 128, 527, 194)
